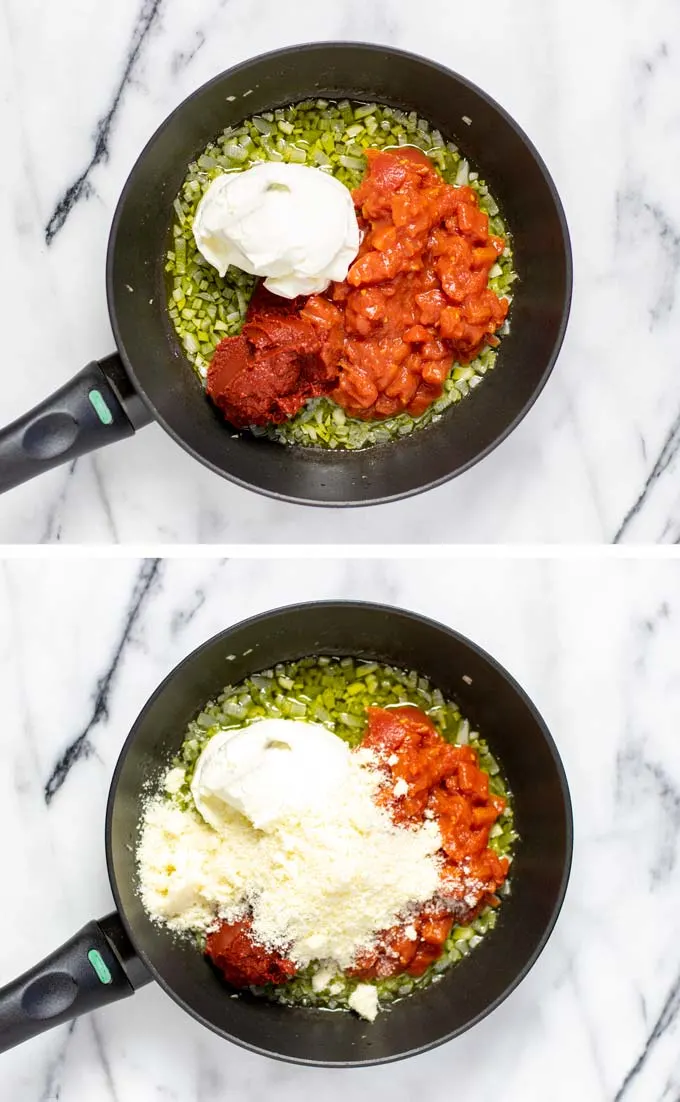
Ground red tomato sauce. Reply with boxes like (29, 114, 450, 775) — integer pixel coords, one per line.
(206, 147, 509, 428)
(205, 704, 508, 988)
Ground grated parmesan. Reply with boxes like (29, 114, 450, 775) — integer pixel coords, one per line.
(163, 767, 186, 795)
(137, 751, 442, 970)
(348, 984, 379, 1022)
(311, 967, 337, 993)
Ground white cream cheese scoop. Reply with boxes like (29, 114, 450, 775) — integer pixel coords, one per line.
(190, 717, 352, 832)
(192, 162, 360, 298)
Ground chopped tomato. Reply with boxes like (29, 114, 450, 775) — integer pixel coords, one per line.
(353, 703, 510, 977)
(349, 905, 456, 981)
(331, 148, 508, 419)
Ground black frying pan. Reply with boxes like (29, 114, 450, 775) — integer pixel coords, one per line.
(0, 42, 571, 507)
(0, 601, 572, 1067)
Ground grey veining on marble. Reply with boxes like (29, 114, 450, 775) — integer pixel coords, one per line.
(1, 0, 680, 542)
(1, 556, 680, 1099)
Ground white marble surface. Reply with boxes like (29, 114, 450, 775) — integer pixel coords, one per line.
(1, 0, 680, 542)
(0, 555, 679, 1099)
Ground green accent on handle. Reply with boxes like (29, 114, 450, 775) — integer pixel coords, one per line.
(87, 949, 113, 984)
(88, 389, 114, 426)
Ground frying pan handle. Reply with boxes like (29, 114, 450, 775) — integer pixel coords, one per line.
(0, 912, 150, 1054)
(0, 353, 152, 494)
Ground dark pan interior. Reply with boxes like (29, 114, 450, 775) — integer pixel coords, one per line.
(107, 43, 571, 506)
(106, 602, 572, 1066)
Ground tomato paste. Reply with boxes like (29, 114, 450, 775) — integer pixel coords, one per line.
(206, 288, 337, 428)
(206, 917, 297, 986)
(207, 148, 509, 429)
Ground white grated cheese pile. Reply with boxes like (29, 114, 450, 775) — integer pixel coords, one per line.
(137, 735, 442, 973)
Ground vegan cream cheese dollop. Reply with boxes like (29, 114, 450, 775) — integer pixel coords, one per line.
(192, 162, 361, 298)
(190, 717, 352, 830)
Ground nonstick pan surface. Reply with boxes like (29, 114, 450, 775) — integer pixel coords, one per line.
(0, 602, 572, 1066)
(0, 43, 571, 506)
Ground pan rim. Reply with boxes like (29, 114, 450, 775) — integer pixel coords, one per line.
(104, 598, 574, 1067)
(105, 40, 573, 508)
